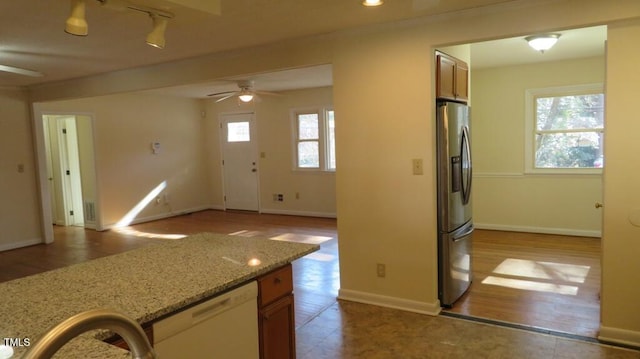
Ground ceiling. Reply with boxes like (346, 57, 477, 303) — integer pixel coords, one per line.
(0, 1, 606, 98)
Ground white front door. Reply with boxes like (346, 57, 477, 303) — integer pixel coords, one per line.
(221, 113, 259, 211)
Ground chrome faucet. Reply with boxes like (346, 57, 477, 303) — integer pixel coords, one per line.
(22, 308, 156, 359)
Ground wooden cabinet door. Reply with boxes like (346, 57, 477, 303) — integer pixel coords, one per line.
(436, 54, 456, 101)
(455, 60, 469, 101)
(259, 294, 296, 359)
(436, 52, 469, 102)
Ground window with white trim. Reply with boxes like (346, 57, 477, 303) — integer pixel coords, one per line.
(293, 108, 335, 171)
(525, 84, 604, 173)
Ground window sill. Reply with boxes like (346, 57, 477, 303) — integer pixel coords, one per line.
(524, 168, 603, 176)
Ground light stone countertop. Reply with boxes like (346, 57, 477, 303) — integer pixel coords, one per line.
(0, 232, 319, 358)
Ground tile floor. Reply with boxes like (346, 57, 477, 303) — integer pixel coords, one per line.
(292, 238, 640, 358)
(296, 300, 640, 359)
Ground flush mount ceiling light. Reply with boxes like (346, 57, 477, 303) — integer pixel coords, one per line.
(146, 14, 168, 49)
(525, 34, 561, 53)
(362, 0, 384, 7)
(65, 0, 89, 36)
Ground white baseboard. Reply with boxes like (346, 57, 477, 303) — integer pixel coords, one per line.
(474, 222, 601, 238)
(338, 288, 441, 316)
(260, 208, 337, 218)
(599, 326, 640, 348)
(0, 238, 42, 252)
(102, 205, 212, 230)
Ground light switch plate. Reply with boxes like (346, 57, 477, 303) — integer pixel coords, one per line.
(412, 159, 423, 175)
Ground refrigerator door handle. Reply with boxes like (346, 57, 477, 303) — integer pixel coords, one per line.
(461, 125, 472, 205)
(452, 225, 474, 242)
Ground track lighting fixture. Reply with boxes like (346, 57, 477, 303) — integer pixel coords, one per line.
(146, 14, 168, 49)
(65, 0, 89, 36)
(65, 0, 174, 48)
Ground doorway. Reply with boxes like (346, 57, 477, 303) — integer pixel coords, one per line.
(438, 25, 606, 338)
(220, 112, 260, 211)
(42, 114, 98, 229)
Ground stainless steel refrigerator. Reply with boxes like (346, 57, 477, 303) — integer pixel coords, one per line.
(436, 101, 473, 307)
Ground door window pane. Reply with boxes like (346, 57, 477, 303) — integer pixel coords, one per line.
(227, 122, 250, 142)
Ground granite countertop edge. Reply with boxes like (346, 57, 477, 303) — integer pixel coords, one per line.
(2, 232, 319, 359)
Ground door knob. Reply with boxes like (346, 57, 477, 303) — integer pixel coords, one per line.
(595, 202, 603, 208)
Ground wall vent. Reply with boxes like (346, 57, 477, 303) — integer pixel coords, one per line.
(83, 200, 96, 223)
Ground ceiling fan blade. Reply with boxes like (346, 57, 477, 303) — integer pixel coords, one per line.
(207, 90, 236, 97)
(254, 90, 282, 97)
(0, 64, 44, 77)
(215, 94, 235, 103)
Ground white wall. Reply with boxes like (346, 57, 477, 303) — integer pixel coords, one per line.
(0, 88, 42, 250)
(472, 57, 604, 236)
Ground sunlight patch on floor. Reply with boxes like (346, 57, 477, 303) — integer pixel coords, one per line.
(112, 227, 186, 239)
(228, 230, 263, 237)
(303, 252, 336, 262)
(493, 258, 590, 283)
(482, 276, 579, 295)
(270, 233, 333, 244)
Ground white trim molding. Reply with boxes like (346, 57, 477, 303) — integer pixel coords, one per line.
(260, 208, 336, 218)
(599, 326, 640, 348)
(474, 222, 601, 238)
(0, 238, 42, 252)
(338, 288, 442, 316)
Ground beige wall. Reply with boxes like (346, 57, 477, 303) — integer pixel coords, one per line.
(205, 86, 336, 217)
(35, 93, 211, 229)
(600, 20, 640, 344)
(472, 57, 604, 236)
(0, 88, 41, 250)
(332, 0, 640, 345)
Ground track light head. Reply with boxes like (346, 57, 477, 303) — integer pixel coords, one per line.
(146, 14, 168, 49)
(65, 0, 88, 36)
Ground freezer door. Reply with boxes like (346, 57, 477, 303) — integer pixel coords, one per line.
(438, 222, 473, 307)
(437, 102, 473, 232)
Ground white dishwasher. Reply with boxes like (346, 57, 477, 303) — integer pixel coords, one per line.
(153, 281, 259, 358)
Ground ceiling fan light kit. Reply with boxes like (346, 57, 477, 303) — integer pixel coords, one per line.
(65, 0, 174, 48)
(238, 92, 254, 103)
(208, 80, 282, 104)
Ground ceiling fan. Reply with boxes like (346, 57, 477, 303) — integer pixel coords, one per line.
(207, 80, 280, 103)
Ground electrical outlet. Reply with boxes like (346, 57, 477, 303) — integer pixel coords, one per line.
(412, 158, 424, 175)
(277, 194, 284, 202)
(376, 263, 386, 278)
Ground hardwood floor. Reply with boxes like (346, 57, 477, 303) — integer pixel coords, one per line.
(446, 229, 601, 338)
(0, 210, 601, 339)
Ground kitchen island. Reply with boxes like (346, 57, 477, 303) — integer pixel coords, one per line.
(0, 232, 318, 358)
